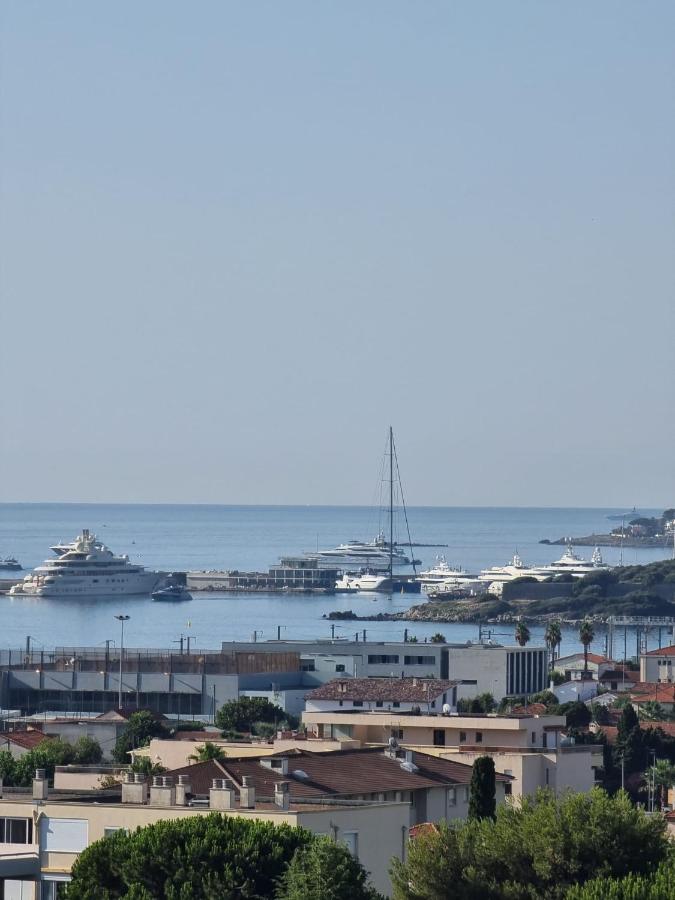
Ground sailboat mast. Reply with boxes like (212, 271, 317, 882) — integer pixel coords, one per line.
(389, 425, 394, 584)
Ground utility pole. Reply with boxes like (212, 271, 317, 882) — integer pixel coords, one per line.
(114, 615, 130, 710)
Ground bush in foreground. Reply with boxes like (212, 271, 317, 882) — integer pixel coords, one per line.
(391, 788, 669, 900)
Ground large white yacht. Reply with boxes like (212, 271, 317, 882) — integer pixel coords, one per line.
(9, 529, 163, 597)
(478, 547, 608, 588)
(306, 532, 414, 569)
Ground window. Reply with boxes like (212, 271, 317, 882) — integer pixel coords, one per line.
(104, 827, 127, 839)
(375, 701, 383, 708)
(463, 787, 470, 802)
(300, 660, 316, 672)
(475, 731, 483, 743)
(342, 832, 359, 858)
(447, 787, 456, 806)
(392, 701, 400, 708)
(335, 664, 345, 672)
(459, 731, 467, 743)
(404, 655, 435, 666)
(39, 818, 88, 853)
(531, 732, 536, 744)
(504, 783, 512, 796)
(433, 729, 446, 747)
(0, 817, 32, 844)
(391, 728, 403, 740)
(352, 700, 363, 707)
(368, 655, 399, 665)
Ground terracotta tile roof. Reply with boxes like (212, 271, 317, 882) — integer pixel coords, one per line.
(557, 653, 610, 666)
(629, 683, 675, 704)
(597, 722, 675, 744)
(167, 747, 510, 800)
(644, 645, 675, 657)
(1, 730, 49, 750)
(305, 678, 457, 703)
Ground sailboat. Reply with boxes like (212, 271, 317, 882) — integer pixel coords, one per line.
(332, 428, 421, 594)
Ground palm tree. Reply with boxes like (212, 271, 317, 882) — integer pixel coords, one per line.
(188, 741, 226, 763)
(646, 759, 675, 810)
(545, 621, 562, 671)
(515, 622, 531, 647)
(430, 632, 447, 644)
(579, 620, 595, 674)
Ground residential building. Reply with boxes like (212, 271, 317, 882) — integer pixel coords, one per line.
(0, 747, 509, 897)
(302, 708, 598, 798)
(554, 653, 613, 679)
(305, 678, 461, 714)
(0, 731, 48, 759)
(640, 645, 675, 683)
(627, 682, 675, 714)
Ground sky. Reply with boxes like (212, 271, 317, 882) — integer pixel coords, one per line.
(1, 2, 674, 506)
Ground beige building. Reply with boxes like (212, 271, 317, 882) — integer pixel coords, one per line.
(302, 708, 599, 798)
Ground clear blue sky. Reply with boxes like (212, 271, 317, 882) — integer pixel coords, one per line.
(1, 2, 673, 505)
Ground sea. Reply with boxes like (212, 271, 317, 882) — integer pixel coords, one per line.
(0, 504, 671, 659)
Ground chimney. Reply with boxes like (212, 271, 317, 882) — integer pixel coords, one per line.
(209, 778, 235, 810)
(33, 769, 48, 801)
(122, 771, 148, 805)
(175, 774, 191, 806)
(239, 775, 256, 809)
(150, 775, 175, 807)
(274, 781, 290, 811)
(404, 749, 413, 764)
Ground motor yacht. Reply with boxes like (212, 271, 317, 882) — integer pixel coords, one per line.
(539, 546, 607, 578)
(478, 553, 547, 585)
(335, 571, 390, 593)
(417, 556, 478, 586)
(9, 529, 163, 597)
(0, 557, 22, 571)
(307, 532, 416, 569)
(152, 585, 193, 602)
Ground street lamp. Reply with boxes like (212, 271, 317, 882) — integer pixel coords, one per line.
(114, 615, 130, 710)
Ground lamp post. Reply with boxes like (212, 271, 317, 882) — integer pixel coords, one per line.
(114, 615, 130, 710)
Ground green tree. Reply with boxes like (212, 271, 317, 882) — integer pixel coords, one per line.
(515, 622, 531, 647)
(215, 697, 292, 733)
(564, 700, 591, 729)
(67, 814, 314, 899)
(430, 633, 446, 644)
(578, 620, 595, 674)
(129, 756, 165, 777)
(567, 855, 675, 899)
(72, 735, 103, 764)
(645, 758, 675, 809)
(545, 620, 562, 669)
(188, 741, 227, 763)
(639, 701, 667, 722)
(276, 837, 382, 900)
(391, 788, 669, 900)
(468, 756, 496, 821)
(112, 712, 168, 764)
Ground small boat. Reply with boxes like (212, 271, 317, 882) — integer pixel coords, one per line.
(152, 585, 193, 602)
(0, 557, 22, 571)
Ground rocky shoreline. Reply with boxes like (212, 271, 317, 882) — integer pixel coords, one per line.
(541, 534, 668, 548)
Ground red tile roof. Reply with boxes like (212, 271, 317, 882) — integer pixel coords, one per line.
(558, 653, 611, 666)
(1, 731, 49, 750)
(628, 683, 675, 704)
(167, 747, 510, 801)
(644, 645, 675, 657)
(306, 678, 456, 703)
(510, 703, 548, 717)
(597, 722, 675, 744)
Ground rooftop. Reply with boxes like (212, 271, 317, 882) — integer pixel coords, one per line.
(168, 747, 511, 799)
(306, 678, 457, 703)
(0, 730, 49, 750)
(643, 645, 675, 657)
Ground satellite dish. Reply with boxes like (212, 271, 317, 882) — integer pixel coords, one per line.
(442, 703, 451, 715)
(293, 769, 309, 780)
(388, 736, 399, 749)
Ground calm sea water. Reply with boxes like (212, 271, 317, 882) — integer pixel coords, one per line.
(0, 504, 670, 657)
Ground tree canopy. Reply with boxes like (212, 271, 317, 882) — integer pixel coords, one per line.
(468, 756, 496, 821)
(276, 837, 382, 900)
(67, 814, 314, 899)
(215, 697, 294, 734)
(112, 712, 168, 764)
(390, 788, 669, 900)
(67, 815, 382, 900)
(0, 736, 101, 786)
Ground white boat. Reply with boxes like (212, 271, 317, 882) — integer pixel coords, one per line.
(152, 585, 193, 602)
(539, 546, 607, 578)
(417, 556, 478, 586)
(9, 529, 163, 597)
(478, 547, 608, 590)
(307, 531, 415, 569)
(335, 572, 390, 593)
